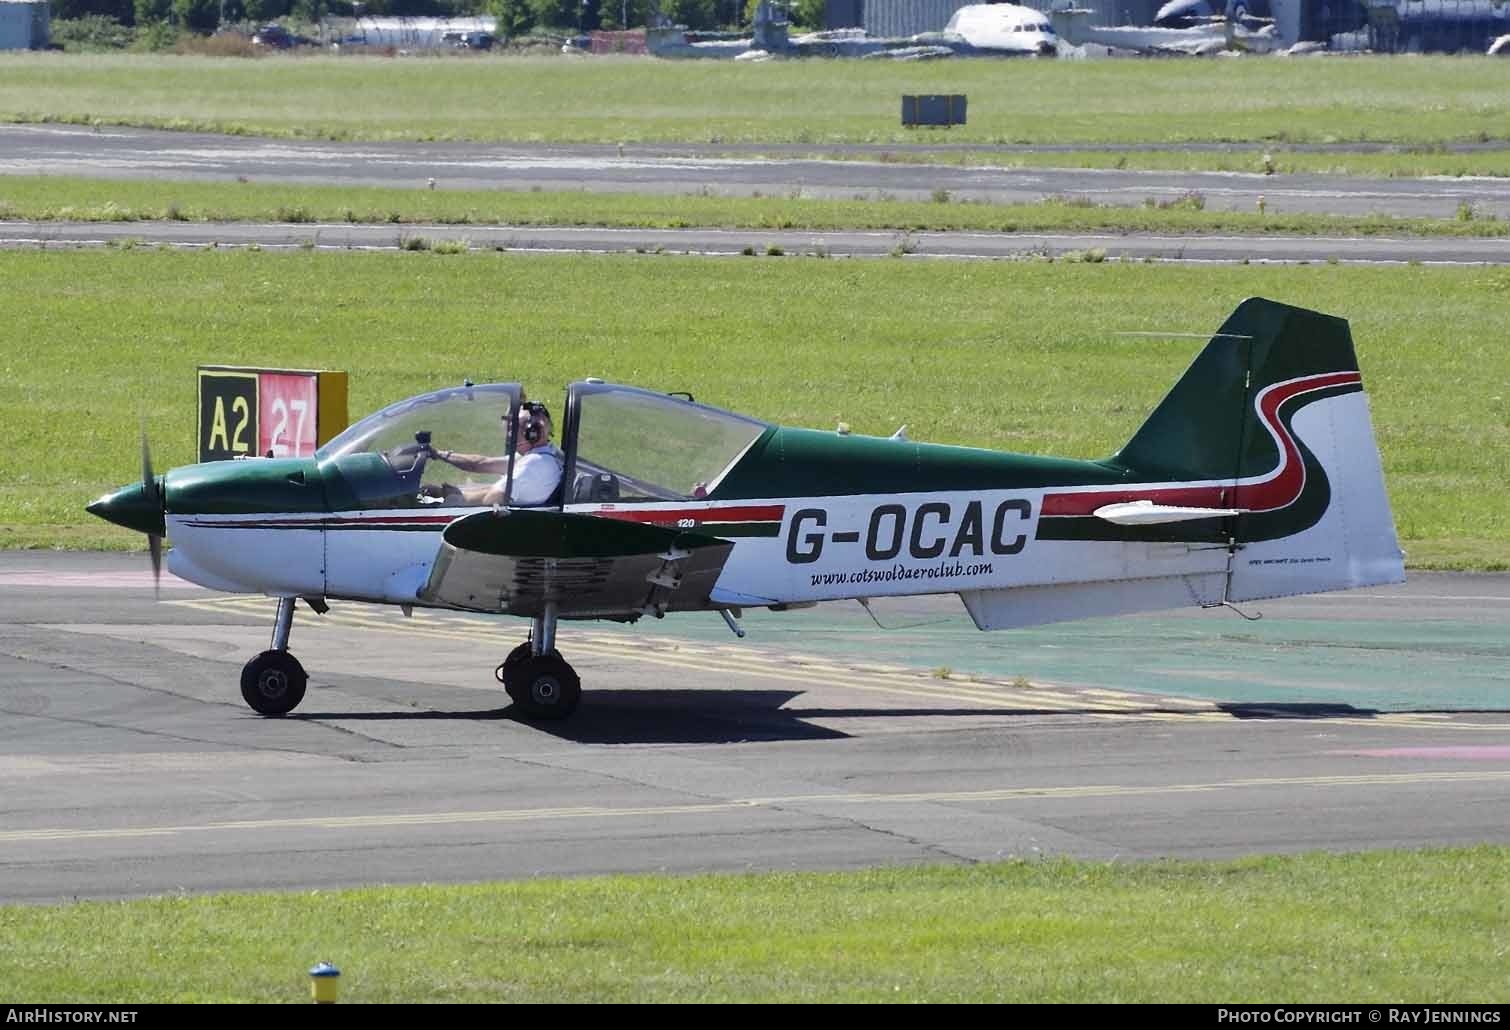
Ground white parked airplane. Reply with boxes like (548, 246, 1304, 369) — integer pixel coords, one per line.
(941, 3, 1061, 54)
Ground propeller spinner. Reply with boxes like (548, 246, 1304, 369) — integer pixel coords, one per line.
(86, 425, 167, 593)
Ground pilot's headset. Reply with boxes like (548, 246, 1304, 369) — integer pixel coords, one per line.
(520, 402, 550, 445)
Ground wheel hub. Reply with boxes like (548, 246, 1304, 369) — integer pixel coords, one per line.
(530, 676, 560, 705)
(257, 669, 289, 700)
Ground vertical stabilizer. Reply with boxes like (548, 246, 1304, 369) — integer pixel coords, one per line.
(1113, 297, 1403, 601)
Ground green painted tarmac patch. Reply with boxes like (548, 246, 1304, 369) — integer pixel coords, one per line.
(1, 850, 1506, 1002)
(638, 598, 1510, 713)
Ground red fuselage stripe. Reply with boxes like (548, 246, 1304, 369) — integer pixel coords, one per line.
(593, 505, 786, 525)
(1041, 372, 1360, 518)
(181, 514, 456, 528)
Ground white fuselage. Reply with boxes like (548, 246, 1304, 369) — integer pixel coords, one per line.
(945, 3, 1059, 53)
(166, 391, 1402, 632)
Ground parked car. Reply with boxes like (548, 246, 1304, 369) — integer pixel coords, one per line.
(440, 30, 494, 49)
(252, 24, 312, 48)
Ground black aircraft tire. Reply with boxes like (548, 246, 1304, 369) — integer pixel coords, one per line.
(504, 655, 581, 721)
(495, 642, 563, 684)
(240, 650, 308, 717)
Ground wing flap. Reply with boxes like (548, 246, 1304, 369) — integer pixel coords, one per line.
(419, 508, 734, 617)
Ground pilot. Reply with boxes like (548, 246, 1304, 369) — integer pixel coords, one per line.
(430, 402, 564, 507)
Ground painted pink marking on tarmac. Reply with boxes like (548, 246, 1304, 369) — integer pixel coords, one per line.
(0, 571, 200, 589)
(1341, 746, 1510, 760)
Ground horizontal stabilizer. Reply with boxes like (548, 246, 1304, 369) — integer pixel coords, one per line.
(1093, 500, 1244, 525)
(960, 573, 1228, 631)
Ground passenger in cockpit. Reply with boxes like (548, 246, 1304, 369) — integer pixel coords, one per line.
(430, 402, 564, 507)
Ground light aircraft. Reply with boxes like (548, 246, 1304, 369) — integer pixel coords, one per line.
(1373, 0, 1510, 53)
(88, 298, 1404, 722)
(1160, 0, 1510, 53)
(1154, 0, 1273, 29)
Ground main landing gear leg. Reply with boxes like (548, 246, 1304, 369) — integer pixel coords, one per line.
(500, 601, 581, 721)
(240, 596, 309, 717)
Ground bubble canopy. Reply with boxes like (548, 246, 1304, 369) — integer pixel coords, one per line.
(314, 383, 524, 511)
(565, 382, 770, 503)
(311, 381, 770, 511)
(316, 383, 522, 463)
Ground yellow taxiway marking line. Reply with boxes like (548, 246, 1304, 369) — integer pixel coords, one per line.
(7, 770, 1510, 845)
(161, 598, 1509, 729)
(168, 597, 1131, 713)
(374, 622, 1099, 712)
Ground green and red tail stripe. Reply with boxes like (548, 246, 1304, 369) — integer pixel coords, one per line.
(1043, 371, 1362, 520)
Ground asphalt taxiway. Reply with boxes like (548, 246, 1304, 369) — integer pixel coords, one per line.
(6, 123, 1509, 263)
(1, 552, 1506, 903)
(6, 124, 1510, 218)
(6, 219, 1509, 264)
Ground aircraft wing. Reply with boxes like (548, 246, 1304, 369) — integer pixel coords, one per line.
(419, 508, 734, 618)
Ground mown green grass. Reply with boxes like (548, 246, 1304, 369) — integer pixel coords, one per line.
(2, 174, 1506, 237)
(2, 53, 1509, 146)
(2, 250, 1506, 566)
(2, 849, 1506, 1002)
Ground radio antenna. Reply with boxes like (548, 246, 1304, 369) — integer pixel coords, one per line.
(1113, 332, 1255, 340)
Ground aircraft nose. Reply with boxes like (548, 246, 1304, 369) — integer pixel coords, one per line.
(87, 478, 165, 536)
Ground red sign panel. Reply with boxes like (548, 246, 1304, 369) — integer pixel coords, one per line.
(258, 372, 320, 459)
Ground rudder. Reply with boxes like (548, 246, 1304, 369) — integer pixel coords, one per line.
(1113, 297, 1403, 600)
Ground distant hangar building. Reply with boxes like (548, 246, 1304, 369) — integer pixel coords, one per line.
(825, 0, 1164, 32)
(0, 0, 49, 49)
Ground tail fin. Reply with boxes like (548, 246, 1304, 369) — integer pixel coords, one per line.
(1116, 298, 1356, 485)
(1114, 296, 1404, 600)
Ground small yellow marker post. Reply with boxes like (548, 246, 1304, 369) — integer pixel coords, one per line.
(309, 961, 341, 1004)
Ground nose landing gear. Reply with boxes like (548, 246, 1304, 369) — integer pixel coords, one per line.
(241, 597, 308, 716)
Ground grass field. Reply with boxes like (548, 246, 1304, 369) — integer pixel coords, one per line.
(2, 174, 1506, 237)
(1, 248, 1505, 566)
(2, 53, 1509, 148)
(2, 849, 1506, 1002)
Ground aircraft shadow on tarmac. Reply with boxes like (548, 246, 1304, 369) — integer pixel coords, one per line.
(1215, 702, 1508, 719)
(1217, 702, 1384, 719)
(294, 689, 845, 744)
(280, 690, 1510, 745)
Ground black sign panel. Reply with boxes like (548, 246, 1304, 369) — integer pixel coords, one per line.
(198, 370, 259, 462)
(901, 94, 967, 128)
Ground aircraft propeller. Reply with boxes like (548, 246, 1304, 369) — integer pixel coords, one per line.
(140, 424, 163, 595)
(86, 424, 168, 594)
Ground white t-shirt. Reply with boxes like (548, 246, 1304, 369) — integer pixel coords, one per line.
(501, 443, 563, 506)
